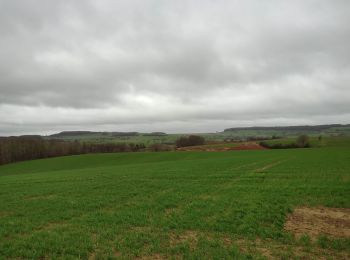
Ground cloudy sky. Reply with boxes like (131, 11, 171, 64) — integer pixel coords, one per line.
(0, 0, 349, 135)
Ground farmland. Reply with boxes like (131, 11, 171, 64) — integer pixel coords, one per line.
(2, 0, 349, 259)
(0, 139, 349, 259)
(42, 124, 350, 145)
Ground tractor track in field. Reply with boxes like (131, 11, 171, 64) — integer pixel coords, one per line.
(254, 159, 288, 173)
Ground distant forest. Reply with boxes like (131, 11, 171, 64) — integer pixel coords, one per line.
(224, 124, 349, 132)
(0, 137, 145, 165)
(50, 131, 141, 137)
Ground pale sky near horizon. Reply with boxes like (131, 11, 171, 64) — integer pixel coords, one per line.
(1, 0, 350, 136)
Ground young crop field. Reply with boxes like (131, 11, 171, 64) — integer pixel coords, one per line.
(0, 145, 349, 259)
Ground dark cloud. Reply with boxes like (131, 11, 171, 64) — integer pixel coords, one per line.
(0, 0, 349, 135)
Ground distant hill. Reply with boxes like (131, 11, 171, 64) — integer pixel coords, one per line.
(49, 131, 171, 138)
(18, 135, 43, 139)
(50, 131, 97, 137)
(224, 124, 350, 132)
(50, 131, 143, 138)
(44, 124, 350, 143)
(142, 132, 166, 136)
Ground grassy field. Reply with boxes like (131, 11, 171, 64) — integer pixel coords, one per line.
(0, 144, 349, 259)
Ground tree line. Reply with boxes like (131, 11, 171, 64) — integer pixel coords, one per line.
(0, 137, 145, 165)
(224, 124, 346, 132)
(259, 135, 310, 149)
(175, 135, 205, 147)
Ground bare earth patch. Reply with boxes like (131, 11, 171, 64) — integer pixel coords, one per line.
(169, 230, 198, 249)
(232, 143, 267, 151)
(343, 175, 350, 183)
(164, 206, 183, 216)
(231, 237, 349, 259)
(0, 211, 12, 217)
(88, 252, 96, 260)
(135, 253, 166, 260)
(285, 206, 350, 239)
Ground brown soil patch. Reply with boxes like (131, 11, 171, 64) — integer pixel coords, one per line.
(164, 207, 183, 216)
(0, 211, 12, 217)
(285, 207, 350, 240)
(232, 238, 275, 259)
(342, 175, 350, 183)
(135, 253, 166, 260)
(228, 237, 350, 259)
(221, 236, 233, 246)
(88, 252, 96, 260)
(232, 143, 267, 151)
(169, 230, 198, 249)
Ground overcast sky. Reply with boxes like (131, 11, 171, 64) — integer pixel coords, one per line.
(0, 0, 349, 135)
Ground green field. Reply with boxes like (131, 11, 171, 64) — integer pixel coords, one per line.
(1, 144, 349, 259)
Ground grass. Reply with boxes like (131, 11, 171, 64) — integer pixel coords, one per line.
(0, 143, 349, 259)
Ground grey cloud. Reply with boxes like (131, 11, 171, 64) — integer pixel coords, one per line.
(0, 0, 349, 134)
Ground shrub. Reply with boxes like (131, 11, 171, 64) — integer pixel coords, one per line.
(260, 142, 298, 149)
(0, 137, 146, 165)
(296, 135, 310, 148)
(148, 143, 173, 152)
(259, 135, 310, 149)
(175, 135, 205, 148)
